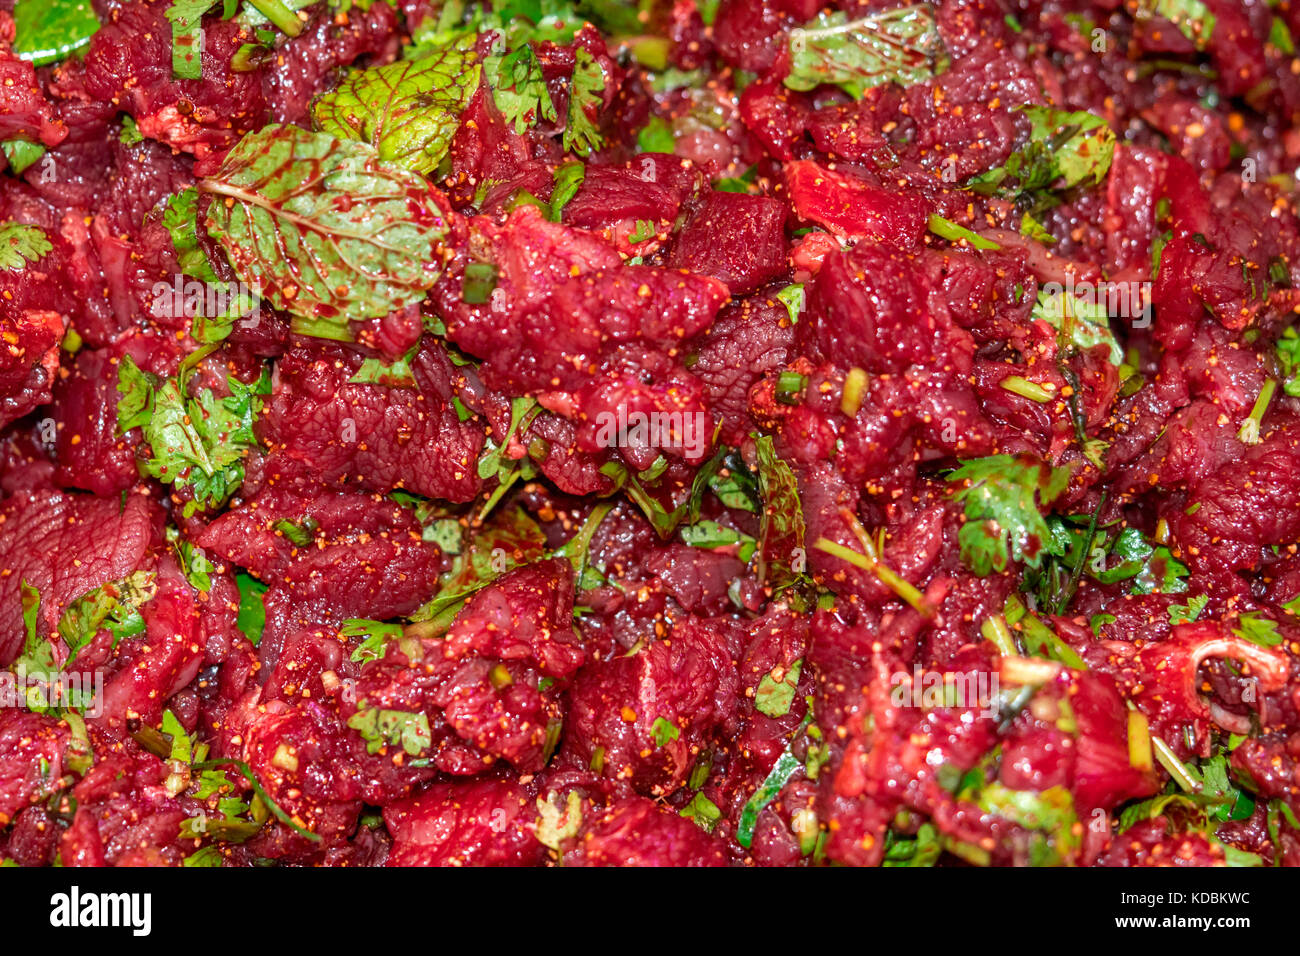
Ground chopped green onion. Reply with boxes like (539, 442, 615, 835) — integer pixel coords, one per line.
(927, 214, 1001, 250)
(1238, 378, 1276, 445)
(1001, 376, 1055, 403)
(981, 615, 1018, 657)
(841, 366, 868, 416)
(1127, 709, 1153, 772)
(776, 371, 808, 405)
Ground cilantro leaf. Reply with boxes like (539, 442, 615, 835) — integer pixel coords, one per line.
(485, 44, 558, 134)
(1, 139, 46, 174)
(347, 706, 432, 756)
(1168, 593, 1209, 625)
(755, 658, 802, 718)
(650, 716, 680, 747)
(636, 116, 675, 154)
(1138, 0, 1215, 49)
(1276, 326, 1300, 397)
(947, 454, 1072, 576)
(57, 572, 157, 665)
(1032, 287, 1122, 365)
(313, 32, 481, 174)
(679, 791, 722, 833)
(343, 619, 405, 664)
(203, 125, 446, 334)
(968, 106, 1116, 202)
(785, 5, 947, 98)
(548, 161, 585, 221)
(563, 47, 605, 156)
(0, 222, 52, 270)
(123, 366, 270, 513)
(13, 579, 53, 679)
(1233, 611, 1283, 648)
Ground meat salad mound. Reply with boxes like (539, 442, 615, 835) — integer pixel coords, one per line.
(0, 0, 1298, 868)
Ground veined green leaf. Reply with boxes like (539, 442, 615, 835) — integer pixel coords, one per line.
(12, 0, 100, 67)
(785, 5, 947, 98)
(202, 125, 446, 335)
(313, 32, 481, 174)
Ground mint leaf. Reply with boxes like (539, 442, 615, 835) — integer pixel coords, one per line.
(680, 519, 757, 562)
(563, 47, 605, 156)
(203, 125, 446, 335)
(947, 454, 1072, 576)
(737, 719, 809, 848)
(313, 32, 481, 174)
(349, 346, 418, 388)
(883, 823, 942, 866)
(785, 6, 946, 98)
(0, 222, 52, 270)
(12, 0, 100, 67)
(162, 188, 220, 283)
(410, 506, 548, 627)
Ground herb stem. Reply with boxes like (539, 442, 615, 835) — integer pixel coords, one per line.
(246, 0, 303, 37)
(1149, 735, 1200, 793)
(1000, 375, 1055, 403)
(1238, 378, 1276, 445)
(192, 758, 322, 842)
(981, 615, 1018, 657)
